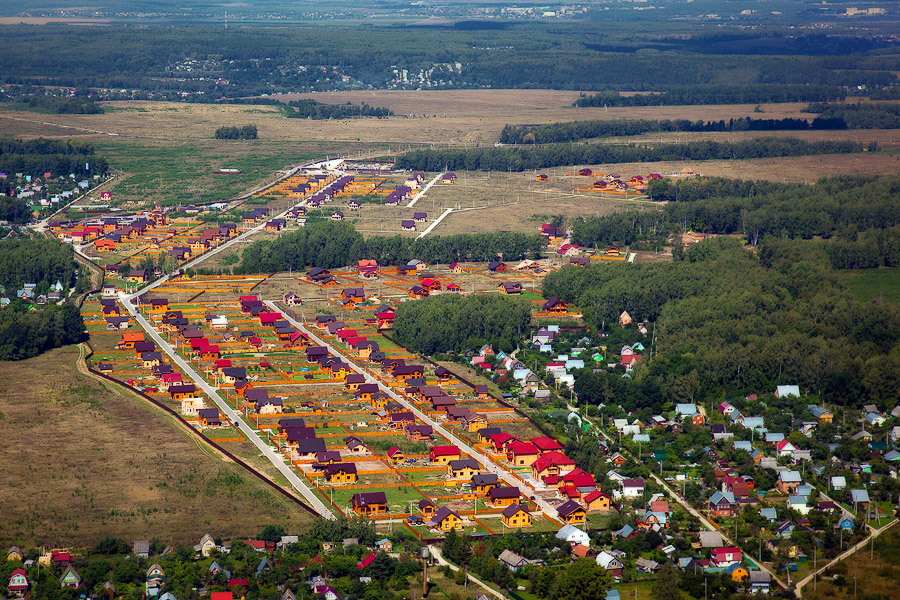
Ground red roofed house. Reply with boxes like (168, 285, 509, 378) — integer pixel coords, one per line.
(584, 490, 611, 511)
(8, 568, 29, 594)
(531, 451, 576, 480)
(507, 441, 541, 466)
(429, 445, 461, 464)
(530, 436, 564, 453)
(358, 553, 376, 570)
(711, 547, 742, 568)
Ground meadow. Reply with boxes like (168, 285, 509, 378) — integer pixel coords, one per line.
(0, 346, 316, 546)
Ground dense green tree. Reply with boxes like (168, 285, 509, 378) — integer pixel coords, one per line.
(553, 558, 613, 600)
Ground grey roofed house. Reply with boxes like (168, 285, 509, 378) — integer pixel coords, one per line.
(497, 549, 528, 571)
(850, 489, 870, 504)
(699, 531, 724, 548)
(134, 540, 150, 557)
(342, 538, 359, 549)
(634, 557, 660, 573)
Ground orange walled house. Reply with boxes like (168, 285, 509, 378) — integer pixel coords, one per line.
(507, 441, 541, 466)
(94, 239, 116, 252)
(119, 332, 145, 349)
(584, 490, 611, 511)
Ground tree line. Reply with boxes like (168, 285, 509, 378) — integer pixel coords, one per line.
(3, 94, 104, 114)
(544, 236, 900, 406)
(806, 102, 900, 129)
(0, 301, 86, 361)
(572, 175, 900, 248)
(0, 25, 895, 100)
(393, 293, 532, 355)
(0, 238, 78, 291)
(283, 100, 393, 119)
(499, 115, 848, 144)
(394, 137, 863, 172)
(214, 125, 258, 140)
(236, 221, 544, 273)
(0, 137, 109, 179)
(573, 85, 847, 107)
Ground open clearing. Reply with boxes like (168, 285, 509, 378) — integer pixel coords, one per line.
(838, 267, 900, 304)
(0, 346, 316, 547)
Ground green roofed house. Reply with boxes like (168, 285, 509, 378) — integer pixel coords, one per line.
(60, 566, 81, 588)
(653, 450, 668, 462)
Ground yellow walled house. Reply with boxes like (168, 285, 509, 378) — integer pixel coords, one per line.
(447, 459, 480, 480)
(556, 500, 587, 525)
(430, 507, 464, 531)
(196, 534, 217, 557)
(501, 504, 532, 528)
(324, 463, 358, 484)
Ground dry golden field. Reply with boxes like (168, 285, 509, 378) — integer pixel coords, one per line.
(1, 90, 898, 210)
(0, 346, 316, 546)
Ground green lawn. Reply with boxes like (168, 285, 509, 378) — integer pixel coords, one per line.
(94, 139, 321, 207)
(838, 268, 900, 304)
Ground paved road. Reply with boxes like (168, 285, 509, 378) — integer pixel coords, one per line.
(416, 207, 454, 239)
(794, 518, 898, 598)
(407, 172, 445, 208)
(119, 296, 337, 519)
(269, 302, 561, 520)
(428, 544, 509, 600)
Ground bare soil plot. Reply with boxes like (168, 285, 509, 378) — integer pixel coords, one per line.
(0, 346, 315, 546)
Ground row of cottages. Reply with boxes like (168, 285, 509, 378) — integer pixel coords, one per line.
(242, 207, 269, 224)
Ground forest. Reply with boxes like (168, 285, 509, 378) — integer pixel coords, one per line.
(393, 293, 532, 355)
(499, 115, 847, 145)
(1, 93, 104, 114)
(394, 138, 863, 172)
(571, 175, 900, 249)
(214, 125, 259, 140)
(0, 25, 896, 97)
(0, 238, 79, 291)
(0, 137, 109, 180)
(573, 85, 847, 107)
(235, 221, 544, 273)
(0, 301, 87, 361)
(543, 237, 900, 407)
(283, 100, 393, 119)
(805, 102, 900, 129)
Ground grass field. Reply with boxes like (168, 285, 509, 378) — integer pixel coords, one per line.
(809, 522, 900, 600)
(838, 268, 900, 304)
(92, 139, 320, 207)
(0, 346, 316, 547)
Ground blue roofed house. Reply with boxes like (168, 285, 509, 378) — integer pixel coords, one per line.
(613, 524, 635, 539)
(866, 412, 887, 427)
(733, 440, 752, 452)
(759, 507, 777, 522)
(742, 417, 765, 430)
(787, 496, 810, 515)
